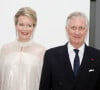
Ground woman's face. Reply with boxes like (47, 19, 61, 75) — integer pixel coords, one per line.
(16, 15, 35, 42)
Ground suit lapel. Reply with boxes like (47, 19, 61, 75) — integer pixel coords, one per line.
(77, 45, 89, 75)
(76, 45, 96, 78)
(60, 43, 74, 79)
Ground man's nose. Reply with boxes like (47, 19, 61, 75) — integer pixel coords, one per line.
(75, 28, 80, 34)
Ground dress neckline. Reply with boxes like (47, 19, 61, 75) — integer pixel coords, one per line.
(15, 40, 33, 47)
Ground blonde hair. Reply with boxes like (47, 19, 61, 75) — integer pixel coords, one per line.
(14, 7, 37, 27)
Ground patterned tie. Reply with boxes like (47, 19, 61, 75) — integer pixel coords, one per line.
(73, 49, 80, 76)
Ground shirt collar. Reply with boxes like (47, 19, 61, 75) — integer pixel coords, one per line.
(68, 42, 85, 54)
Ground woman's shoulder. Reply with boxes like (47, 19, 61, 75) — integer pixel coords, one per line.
(1, 41, 15, 49)
(0, 41, 16, 55)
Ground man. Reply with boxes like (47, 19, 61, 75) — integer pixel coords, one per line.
(39, 12, 100, 90)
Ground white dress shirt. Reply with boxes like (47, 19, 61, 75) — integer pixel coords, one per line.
(67, 42, 85, 70)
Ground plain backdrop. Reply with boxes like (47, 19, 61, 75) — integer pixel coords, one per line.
(0, 0, 90, 49)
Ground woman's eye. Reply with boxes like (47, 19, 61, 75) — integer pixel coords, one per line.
(27, 24, 32, 27)
(19, 24, 24, 26)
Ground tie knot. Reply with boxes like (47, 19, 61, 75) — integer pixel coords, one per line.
(74, 49, 79, 55)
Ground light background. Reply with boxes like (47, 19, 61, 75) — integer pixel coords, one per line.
(0, 0, 90, 49)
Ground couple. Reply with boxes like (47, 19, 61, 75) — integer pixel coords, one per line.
(0, 7, 100, 90)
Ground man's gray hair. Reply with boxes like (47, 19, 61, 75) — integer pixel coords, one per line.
(66, 12, 89, 27)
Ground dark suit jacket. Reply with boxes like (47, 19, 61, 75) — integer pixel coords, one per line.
(39, 43, 100, 90)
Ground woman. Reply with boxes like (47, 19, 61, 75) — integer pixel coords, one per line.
(0, 7, 45, 90)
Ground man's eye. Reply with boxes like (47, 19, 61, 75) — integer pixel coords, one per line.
(79, 26, 85, 30)
(71, 26, 76, 30)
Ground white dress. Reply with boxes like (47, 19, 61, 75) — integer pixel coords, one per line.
(0, 40, 45, 90)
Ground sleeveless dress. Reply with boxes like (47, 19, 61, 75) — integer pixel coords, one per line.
(0, 40, 45, 90)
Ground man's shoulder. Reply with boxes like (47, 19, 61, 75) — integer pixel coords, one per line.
(87, 45, 100, 55)
(87, 46, 100, 51)
(46, 44, 67, 54)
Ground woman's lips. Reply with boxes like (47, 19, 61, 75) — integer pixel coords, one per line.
(21, 32, 29, 35)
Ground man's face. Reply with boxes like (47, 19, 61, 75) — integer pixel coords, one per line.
(66, 17, 88, 47)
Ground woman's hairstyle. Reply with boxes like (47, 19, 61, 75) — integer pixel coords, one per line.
(14, 7, 37, 27)
(66, 12, 89, 27)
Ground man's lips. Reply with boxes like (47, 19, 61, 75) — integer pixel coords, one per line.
(74, 36, 80, 38)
